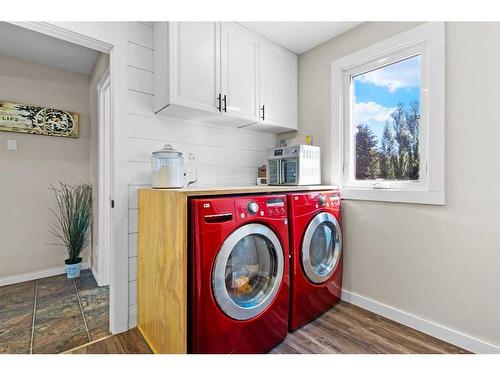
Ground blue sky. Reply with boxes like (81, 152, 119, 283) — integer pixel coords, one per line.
(353, 55, 420, 142)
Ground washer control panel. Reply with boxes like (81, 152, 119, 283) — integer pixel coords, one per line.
(235, 195, 287, 220)
(265, 197, 286, 216)
(247, 201, 259, 215)
(318, 194, 327, 207)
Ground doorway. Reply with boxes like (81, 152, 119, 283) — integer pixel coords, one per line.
(0, 22, 112, 353)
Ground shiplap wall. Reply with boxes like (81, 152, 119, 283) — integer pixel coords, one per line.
(126, 22, 277, 328)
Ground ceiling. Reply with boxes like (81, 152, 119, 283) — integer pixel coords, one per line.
(0, 22, 99, 76)
(239, 22, 363, 54)
(0, 22, 360, 74)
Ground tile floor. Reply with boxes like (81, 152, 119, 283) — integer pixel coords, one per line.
(0, 269, 110, 354)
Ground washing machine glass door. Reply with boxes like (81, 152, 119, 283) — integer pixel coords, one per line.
(301, 212, 342, 284)
(212, 223, 284, 321)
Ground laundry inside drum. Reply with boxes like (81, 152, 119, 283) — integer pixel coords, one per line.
(224, 234, 277, 308)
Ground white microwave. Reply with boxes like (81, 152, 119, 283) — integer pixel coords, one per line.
(267, 145, 321, 186)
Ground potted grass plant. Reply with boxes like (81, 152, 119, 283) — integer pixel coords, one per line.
(50, 182, 92, 279)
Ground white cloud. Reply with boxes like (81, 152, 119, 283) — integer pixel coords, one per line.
(356, 56, 420, 92)
(354, 101, 395, 125)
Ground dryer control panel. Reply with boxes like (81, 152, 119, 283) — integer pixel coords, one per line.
(289, 191, 341, 216)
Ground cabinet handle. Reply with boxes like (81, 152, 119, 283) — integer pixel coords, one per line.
(223, 94, 227, 113)
(261, 105, 265, 121)
(217, 93, 221, 112)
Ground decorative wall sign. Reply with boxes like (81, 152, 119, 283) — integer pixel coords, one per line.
(0, 101, 79, 138)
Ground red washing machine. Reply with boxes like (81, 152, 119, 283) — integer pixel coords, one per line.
(189, 194, 290, 353)
(287, 190, 343, 331)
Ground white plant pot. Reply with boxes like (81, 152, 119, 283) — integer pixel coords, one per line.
(65, 257, 82, 279)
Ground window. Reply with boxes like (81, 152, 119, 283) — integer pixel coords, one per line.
(353, 55, 421, 182)
(331, 23, 445, 204)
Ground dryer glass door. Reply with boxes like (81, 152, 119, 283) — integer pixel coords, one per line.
(301, 212, 342, 284)
(212, 223, 284, 320)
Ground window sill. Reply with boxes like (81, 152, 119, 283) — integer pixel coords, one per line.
(340, 188, 445, 205)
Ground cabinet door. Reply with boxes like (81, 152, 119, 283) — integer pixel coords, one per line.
(168, 22, 220, 113)
(220, 23, 260, 123)
(259, 39, 298, 131)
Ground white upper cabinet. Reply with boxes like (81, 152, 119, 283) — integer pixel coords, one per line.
(153, 22, 297, 132)
(154, 22, 220, 116)
(220, 23, 260, 123)
(257, 39, 298, 132)
(170, 22, 220, 113)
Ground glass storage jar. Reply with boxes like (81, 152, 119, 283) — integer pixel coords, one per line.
(151, 144, 184, 188)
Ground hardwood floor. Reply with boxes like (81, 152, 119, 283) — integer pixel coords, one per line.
(66, 301, 469, 354)
(270, 301, 469, 354)
(66, 328, 152, 354)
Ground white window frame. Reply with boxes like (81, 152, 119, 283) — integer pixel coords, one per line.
(331, 22, 445, 205)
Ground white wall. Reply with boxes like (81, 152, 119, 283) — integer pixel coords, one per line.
(293, 22, 500, 352)
(0, 55, 92, 281)
(124, 23, 277, 327)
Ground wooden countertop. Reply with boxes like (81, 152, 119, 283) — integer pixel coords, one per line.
(140, 185, 339, 196)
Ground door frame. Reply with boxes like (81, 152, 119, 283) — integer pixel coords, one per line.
(10, 21, 130, 334)
(96, 68, 111, 286)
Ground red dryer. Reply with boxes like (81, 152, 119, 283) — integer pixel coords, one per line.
(287, 190, 343, 331)
(189, 195, 290, 353)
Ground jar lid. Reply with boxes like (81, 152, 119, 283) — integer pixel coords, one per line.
(152, 144, 183, 157)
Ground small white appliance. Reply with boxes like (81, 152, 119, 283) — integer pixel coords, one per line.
(267, 145, 321, 186)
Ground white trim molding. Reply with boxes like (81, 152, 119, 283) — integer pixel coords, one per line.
(91, 264, 100, 286)
(340, 188, 444, 205)
(9, 22, 112, 53)
(97, 69, 112, 287)
(331, 22, 445, 205)
(0, 262, 89, 287)
(341, 289, 500, 354)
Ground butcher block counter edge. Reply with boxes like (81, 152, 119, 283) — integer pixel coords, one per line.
(137, 185, 338, 354)
(141, 184, 339, 196)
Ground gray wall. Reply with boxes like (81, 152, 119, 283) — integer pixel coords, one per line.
(293, 22, 500, 348)
(0, 55, 93, 278)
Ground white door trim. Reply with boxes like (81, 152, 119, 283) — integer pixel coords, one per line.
(9, 21, 130, 334)
(96, 68, 111, 287)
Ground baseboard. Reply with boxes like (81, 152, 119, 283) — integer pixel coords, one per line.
(128, 304, 138, 329)
(341, 289, 500, 354)
(0, 262, 89, 287)
(91, 265, 102, 287)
